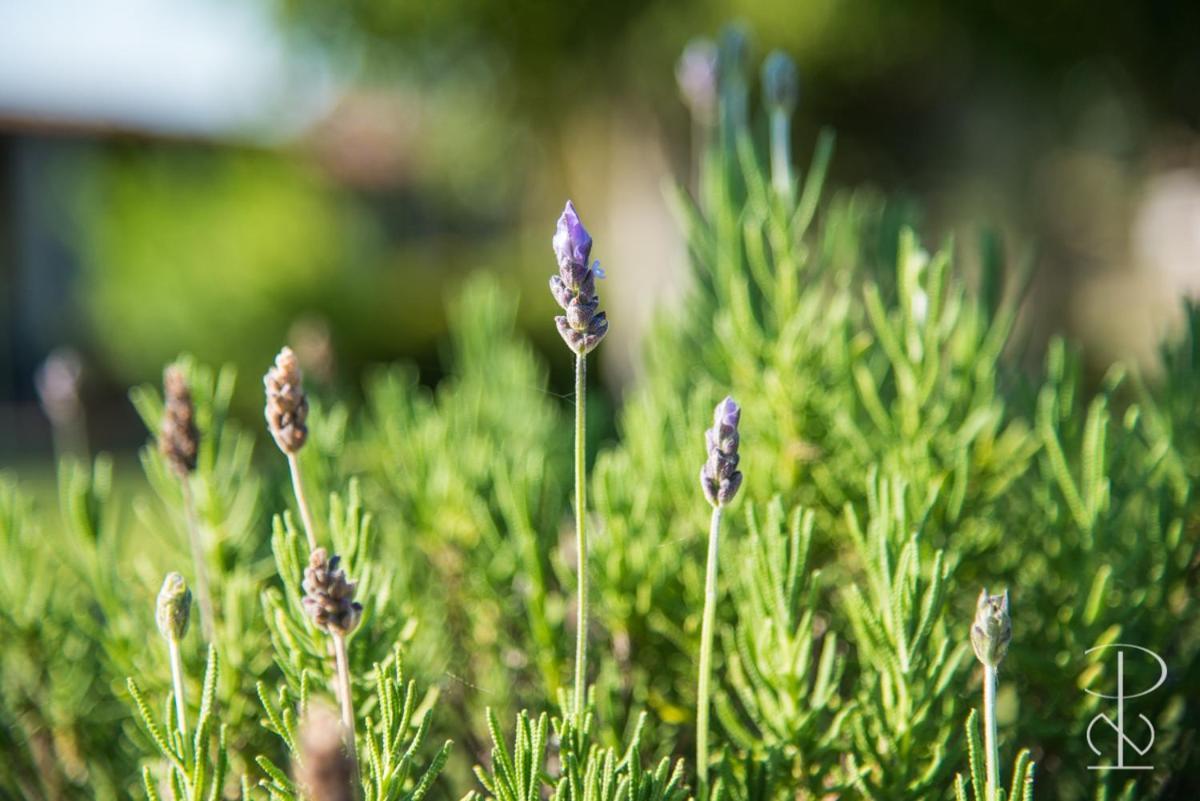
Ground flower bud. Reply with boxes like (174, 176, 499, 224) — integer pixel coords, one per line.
(971, 588, 1012, 668)
(302, 548, 363, 636)
(159, 366, 199, 477)
(549, 201, 608, 355)
(264, 347, 309, 455)
(156, 572, 192, 642)
(700, 396, 743, 507)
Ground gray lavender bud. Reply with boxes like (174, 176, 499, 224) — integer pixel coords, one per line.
(700, 396, 743, 507)
(549, 201, 608, 355)
(156, 572, 192, 641)
(676, 39, 718, 125)
(295, 703, 355, 801)
(264, 347, 309, 455)
(761, 50, 799, 115)
(159, 366, 199, 477)
(302, 548, 363, 636)
(971, 588, 1011, 668)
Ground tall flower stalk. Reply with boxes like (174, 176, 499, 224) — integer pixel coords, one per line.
(303, 547, 364, 777)
(549, 200, 608, 719)
(265, 347, 317, 552)
(155, 572, 192, 736)
(971, 589, 1012, 801)
(695, 397, 743, 801)
(159, 366, 214, 641)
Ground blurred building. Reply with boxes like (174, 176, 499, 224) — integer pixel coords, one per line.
(0, 0, 334, 456)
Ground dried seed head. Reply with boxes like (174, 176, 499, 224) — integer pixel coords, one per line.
(264, 347, 309, 455)
(700, 396, 743, 507)
(971, 588, 1012, 668)
(156, 572, 192, 642)
(295, 702, 355, 801)
(159, 366, 199, 476)
(302, 548, 363, 636)
(549, 201, 608, 356)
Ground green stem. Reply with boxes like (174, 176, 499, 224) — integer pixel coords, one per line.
(984, 664, 999, 801)
(180, 480, 215, 643)
(696, 504, 723, 801)
(333, 632, 360, 789)
(572, 352, 588, 720)
(168, 637, 188, 737)
(769, 108, 792, 198)
(287, 452, 318, 553)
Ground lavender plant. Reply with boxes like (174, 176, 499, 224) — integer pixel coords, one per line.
(256, 648, 451, 801)
(695, 397, 742, 801)
(265, 347, 318, 552)
(4, 25, 1200, 801)
(954, 588, 1034, 801)
(550, 200, 608, 720)
(715, 500, 845, 799)
(160, 366, 215, 641)
(126, 645, 246, 801)
(157, 574, 194, 737)
(971, 590, 1013, 801)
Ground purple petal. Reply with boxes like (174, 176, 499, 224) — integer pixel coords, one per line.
(553, 200, 593, 269)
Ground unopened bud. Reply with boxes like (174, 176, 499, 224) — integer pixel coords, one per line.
(971, 588, 1011, 668)
(156, 572, 192, 641)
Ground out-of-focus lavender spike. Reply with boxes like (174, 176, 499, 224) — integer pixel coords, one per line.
(762, 50, 800, 195)
(700, 396, 743, 507)
(762, 50, 799, 115)
(677, 39, 719, 127)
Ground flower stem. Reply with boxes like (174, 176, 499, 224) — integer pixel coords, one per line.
(332, 632, 359, 786)
(572, 352, 588, 720)
(168, 637, 188, 737)
(983, 664, 999, 801)
(769, 108, 792, 198)
(180, 480, 215, 642)
(287, 452, 318, 552)
(696, 504, 723, 801)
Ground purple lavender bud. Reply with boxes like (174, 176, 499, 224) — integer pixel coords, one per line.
(549, 201, 608, 355)
(553, 201, 593, 278)
(565, 298, 594, 330)
(700, 396, 743, 507)
(549, 276, 574, 310)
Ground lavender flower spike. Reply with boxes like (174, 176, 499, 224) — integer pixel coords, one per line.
(549, 201, 608, 355)
(677, 39, 718, 126)
(700, 396, 743, 507)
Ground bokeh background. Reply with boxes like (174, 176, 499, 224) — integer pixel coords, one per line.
(2, 0, 1200, 468)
